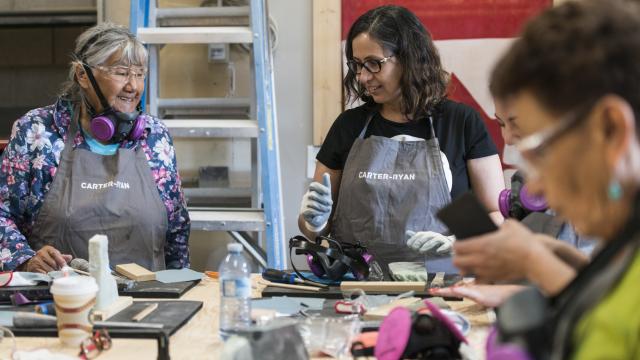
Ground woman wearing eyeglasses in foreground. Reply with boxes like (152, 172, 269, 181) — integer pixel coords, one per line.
(0, 23, 190, 273)
(443, 1, 640, 358)
(298, 5, 504, 275)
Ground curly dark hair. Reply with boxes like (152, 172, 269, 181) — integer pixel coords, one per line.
(344, 5, 449, 121)
(490, 0, 640, 127)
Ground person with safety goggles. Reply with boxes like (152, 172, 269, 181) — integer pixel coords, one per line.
(0, 23, 190, 273)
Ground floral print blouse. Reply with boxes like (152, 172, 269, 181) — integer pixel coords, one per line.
(0, 98, 190, 270)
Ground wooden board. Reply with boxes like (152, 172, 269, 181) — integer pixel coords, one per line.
(340, 281, 426, 292)
(312, 0, 343, 145)
(261, 273, 463, 299)
(362, 297, 423, 321)
(92, 296, 134, 321)
(116, 263, 156, 281)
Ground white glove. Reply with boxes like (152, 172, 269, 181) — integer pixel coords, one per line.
(300, 173, 333, 232)
(406, 230, 455, 256)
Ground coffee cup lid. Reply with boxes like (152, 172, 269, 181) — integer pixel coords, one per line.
(50, 276, 98, 296)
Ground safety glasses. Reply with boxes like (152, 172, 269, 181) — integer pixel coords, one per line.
(93, 65, 147, 83)
(515, 103, 594, 178)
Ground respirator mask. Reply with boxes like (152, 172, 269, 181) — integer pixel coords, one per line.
(351, 300, 466, 360)
(75, 32, 145, 143)
(289, 235, 378, 281)
(499, 171, 548, 220)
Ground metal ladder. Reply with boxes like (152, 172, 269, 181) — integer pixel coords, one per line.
(130, 0, 286, 270)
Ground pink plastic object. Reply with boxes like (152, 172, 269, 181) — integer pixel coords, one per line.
(374, 307, 412, 360)
(485, 326, 533, 360)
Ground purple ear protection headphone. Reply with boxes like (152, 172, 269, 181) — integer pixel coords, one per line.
(486, 287, 549, 360)
(76, 31, 145, 143)
(289, 235, 373, 281)
(485, 327, 533, 360)
(499, 171, 548, 220)
(351, 299, 466, 360)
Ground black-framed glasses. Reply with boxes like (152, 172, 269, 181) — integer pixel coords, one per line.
(346, 55, 394, 75)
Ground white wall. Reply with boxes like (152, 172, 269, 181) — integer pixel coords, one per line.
(190, 0, 314, 271)
(269, 0, 313, 269)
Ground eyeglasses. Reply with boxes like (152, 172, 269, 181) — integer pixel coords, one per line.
(515, 103, 593, 178)
(94, 65, 147, 83)
(346, 55, 394, 75)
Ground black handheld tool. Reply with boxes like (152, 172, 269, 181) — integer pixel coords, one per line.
(262, 268, 328, 288)
(436, 192, 498, 240)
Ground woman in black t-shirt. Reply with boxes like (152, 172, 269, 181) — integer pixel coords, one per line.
(298, 5, 504, 274)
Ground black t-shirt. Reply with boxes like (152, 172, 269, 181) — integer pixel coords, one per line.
(316, 99, 498, 199)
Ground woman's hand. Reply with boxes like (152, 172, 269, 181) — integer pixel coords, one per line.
(452, 219, 546, 283)
(429, 283, 526, 308)
(452, 220, 578, 295)
(21, 246, 72, 273)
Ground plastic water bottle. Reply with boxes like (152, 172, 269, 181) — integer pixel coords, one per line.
(219, 243, 252, 340)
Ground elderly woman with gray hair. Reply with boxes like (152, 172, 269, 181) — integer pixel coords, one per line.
(0, 23, 190, 273)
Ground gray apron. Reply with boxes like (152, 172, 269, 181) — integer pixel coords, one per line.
(30, 114, 168, 271)
(332, 112, 454, 274)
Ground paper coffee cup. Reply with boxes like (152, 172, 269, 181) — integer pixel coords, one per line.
(50, 276, 99, 346)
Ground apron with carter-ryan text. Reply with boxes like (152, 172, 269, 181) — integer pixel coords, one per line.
(332, 112, 455, 273)
(30, 114, 168, 271)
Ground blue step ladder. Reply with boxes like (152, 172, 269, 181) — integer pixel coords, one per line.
(130, 0, 287, 270)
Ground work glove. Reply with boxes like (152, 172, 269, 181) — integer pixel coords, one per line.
(300, 173, 333, 232)
(406, 230, 455, 256)
(389, 262, 429, 282)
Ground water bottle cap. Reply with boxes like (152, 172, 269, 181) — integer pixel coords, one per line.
(227, 243, 243, 253)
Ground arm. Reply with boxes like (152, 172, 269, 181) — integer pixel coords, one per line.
(453, 220, 577, 296)
(146, 122, 191, 269)
(1, 108, 75, 273)
(524, 236, 577, 295)
(467, 154, 505, 224)
(0, 120, 38, 270)
(429, 283, 526, 308)
(538, 234, 590, 270)
(298, 162, 342, 240)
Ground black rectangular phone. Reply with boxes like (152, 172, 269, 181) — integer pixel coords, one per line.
(436, 192, 498, 240)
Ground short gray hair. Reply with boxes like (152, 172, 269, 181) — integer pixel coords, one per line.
(60, 22, 148, 101)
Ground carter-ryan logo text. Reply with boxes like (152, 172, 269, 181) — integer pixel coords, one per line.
(358, 172, 416, 180)
(80, 181, 131, 190)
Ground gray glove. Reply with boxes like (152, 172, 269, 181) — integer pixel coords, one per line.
(389, 262, 429, 282)
(300, 173, 333, 232)
(406, 230, 455, 256)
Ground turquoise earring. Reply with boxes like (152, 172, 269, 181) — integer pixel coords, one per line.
(608, 179, 623, 201)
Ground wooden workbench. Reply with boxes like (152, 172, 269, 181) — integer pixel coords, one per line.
(0, 276, 492, 359)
